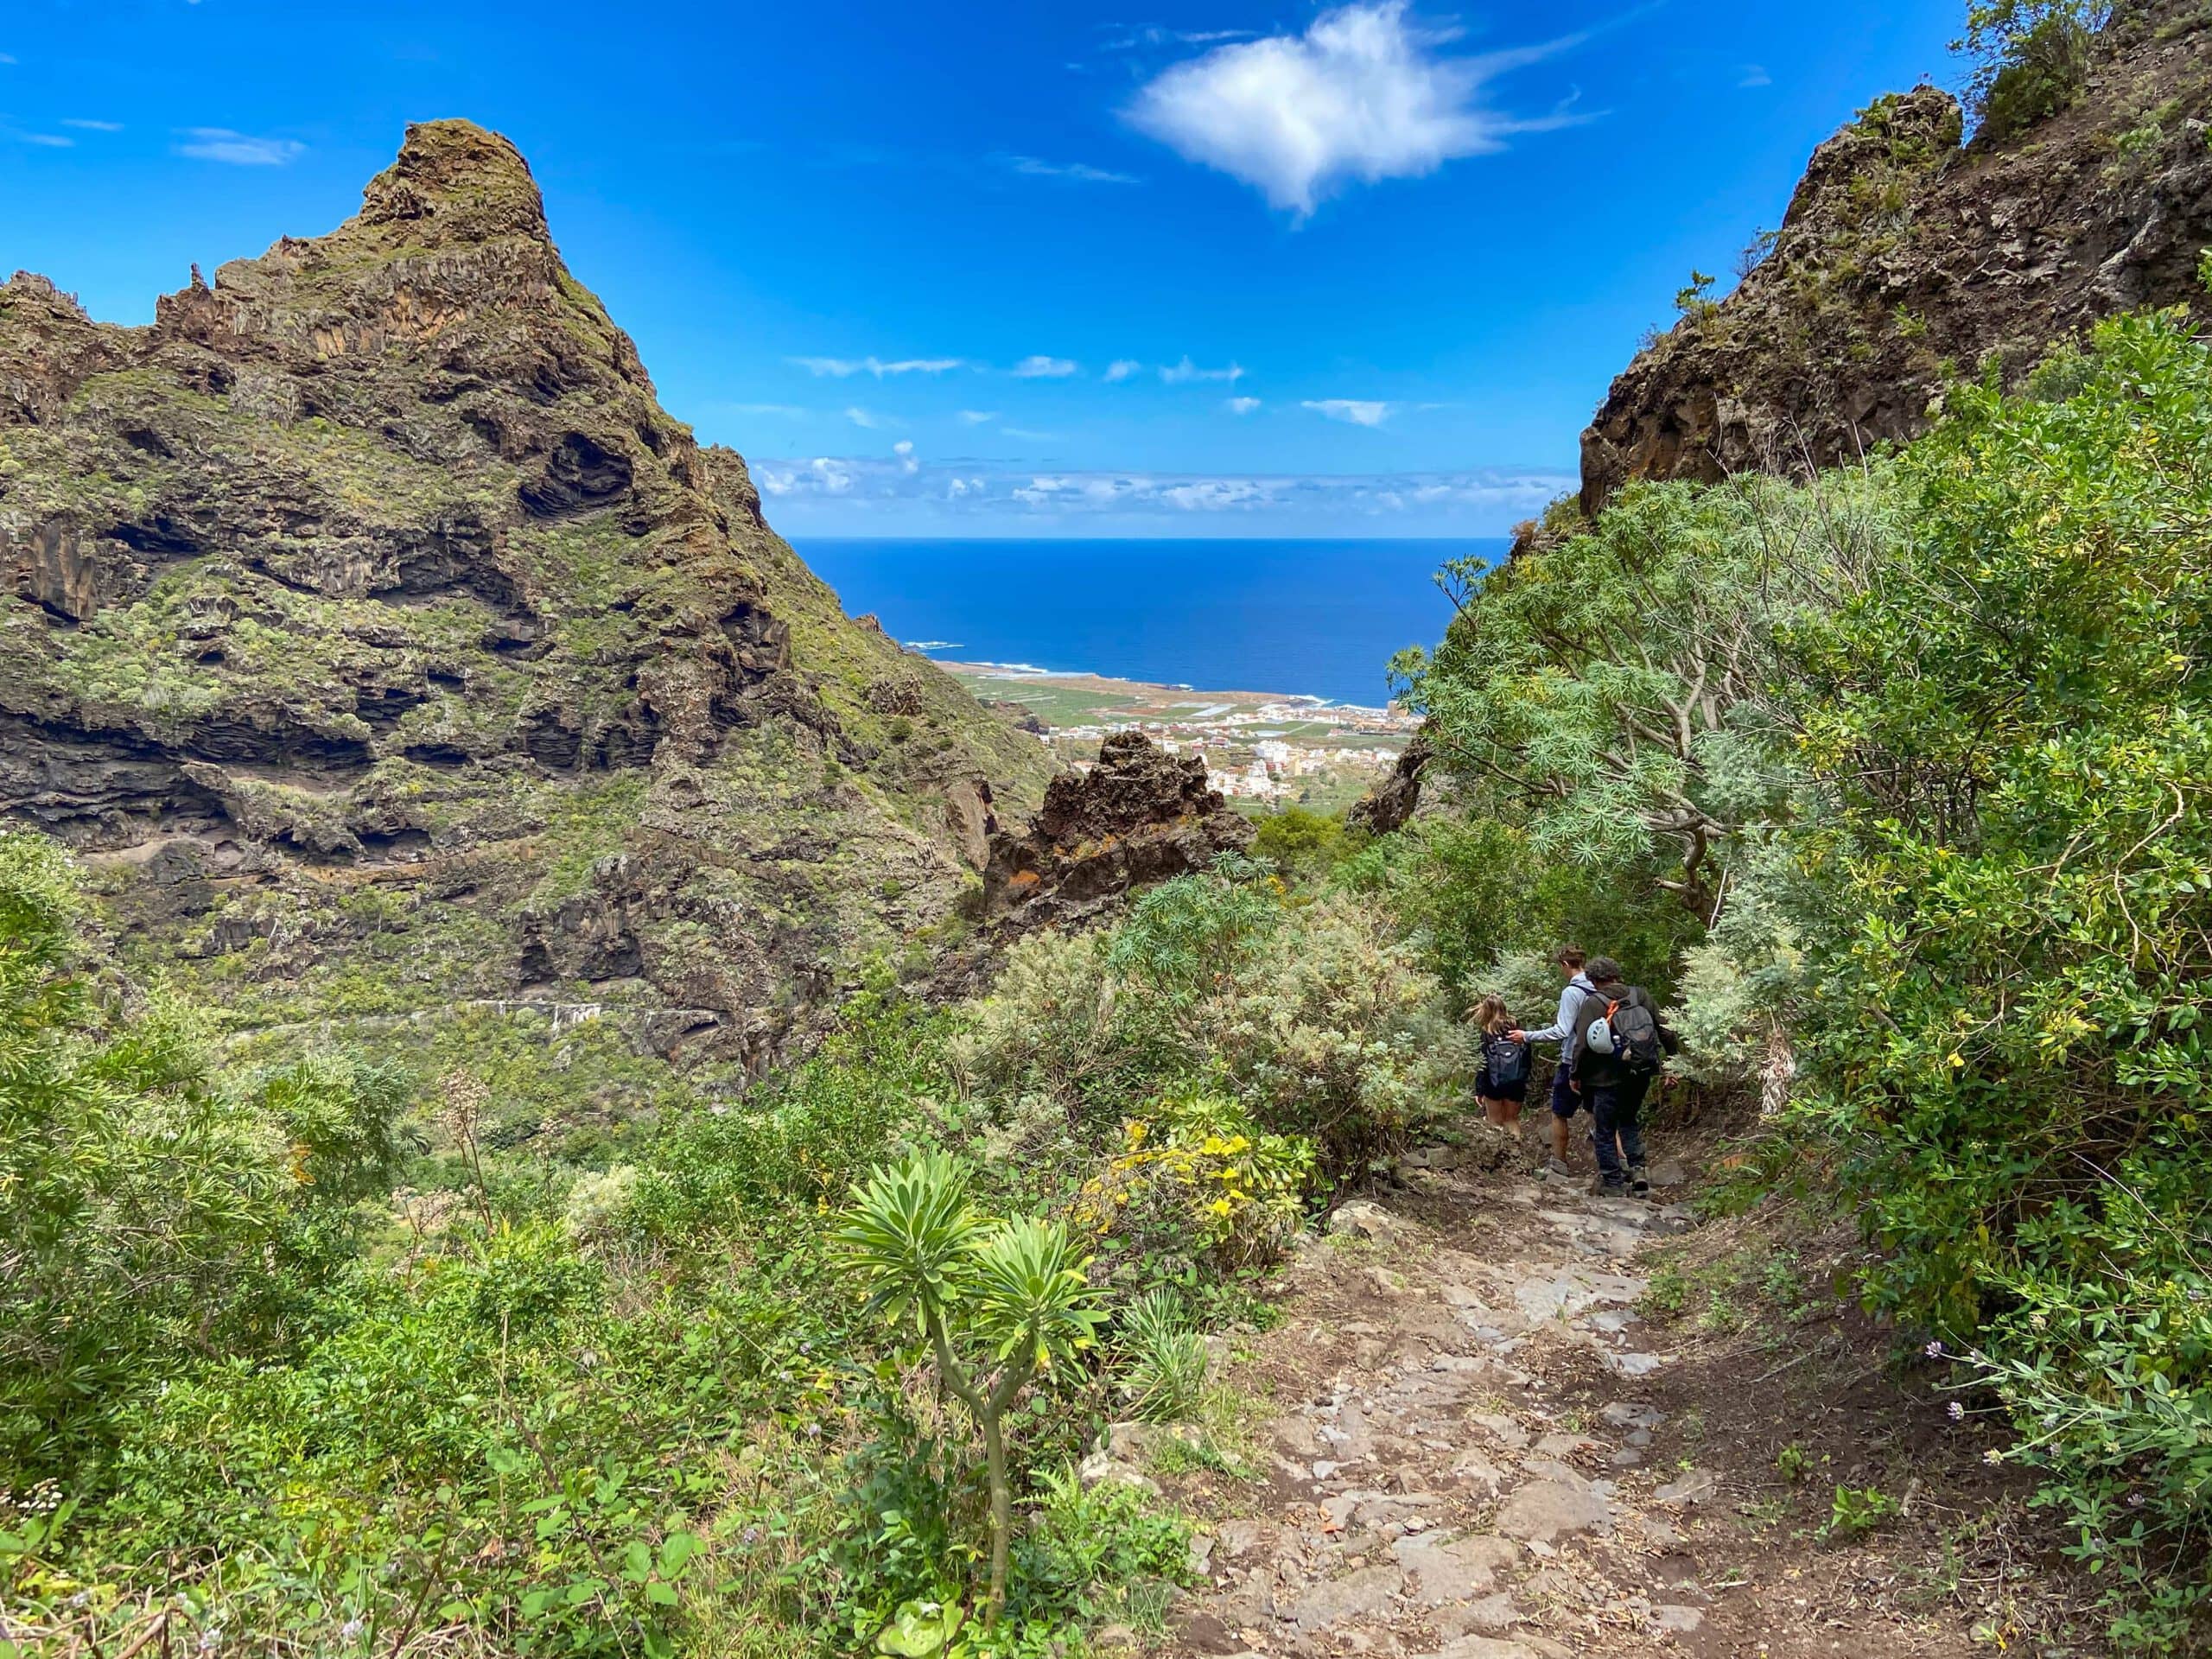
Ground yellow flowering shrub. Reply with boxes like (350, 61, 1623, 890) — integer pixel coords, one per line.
(1075, 1093, 1315, 1271)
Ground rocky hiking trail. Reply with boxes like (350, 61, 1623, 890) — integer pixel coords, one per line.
(1131, 1124, 2052, 1659)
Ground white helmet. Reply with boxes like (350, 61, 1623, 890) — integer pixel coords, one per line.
(1585, 1013, 1616, 1054)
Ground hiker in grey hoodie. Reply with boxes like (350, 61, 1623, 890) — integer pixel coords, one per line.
(1509, 946, 1597, 1178)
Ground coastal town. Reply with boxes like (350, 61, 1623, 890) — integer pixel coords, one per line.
(935, 661, 1417, 814)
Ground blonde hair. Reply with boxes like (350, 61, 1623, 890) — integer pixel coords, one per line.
(1470, 994, 1510, 1034)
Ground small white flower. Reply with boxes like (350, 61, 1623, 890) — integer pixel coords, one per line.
(1947, 1401, 1965, 1422)
(341, 1618, 365, 1641)
(1924, 1340, 1943, 1359)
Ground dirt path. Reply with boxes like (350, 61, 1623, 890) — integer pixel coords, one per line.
(1138, 1122, 2057, 1659)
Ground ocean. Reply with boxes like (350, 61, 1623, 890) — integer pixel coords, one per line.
(793, 537, 1500, 709)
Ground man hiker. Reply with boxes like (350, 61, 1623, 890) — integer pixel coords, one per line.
(1510, 947, 1597, 1179)
(1570, 956, 1681, 1198)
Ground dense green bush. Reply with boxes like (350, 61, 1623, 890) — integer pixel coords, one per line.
(963, 861, 1465, 1185)
(1959, 1, 2108, 141)
(1779, 308, 2212, 1643)
(0, 831, 408, 1478)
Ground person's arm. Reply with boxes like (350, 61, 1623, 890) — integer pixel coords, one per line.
(1515, 983, 1580, 1045)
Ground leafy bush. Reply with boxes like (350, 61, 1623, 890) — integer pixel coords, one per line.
(1250, 806, 1363, 883)
(965, 865, 1464, 1184)
(0, 832, 409, 1478)
(1959, 1, 2109, 141)
(1077, 1094, 1316, 1276)
(1777, 307, 2212, 1640)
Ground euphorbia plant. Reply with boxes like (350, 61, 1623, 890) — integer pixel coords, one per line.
(836, 1151, 1103, 1630)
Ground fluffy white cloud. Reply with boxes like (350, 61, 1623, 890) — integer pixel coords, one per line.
(176, 127, 304, 165)
(1302, 398, 1392, 426)
(844, 406, 887, 429)
(1103, 359, 1144, 383)
(1125, 2, 1577, 214)
(1001, 154, 1141, 184)
(1012, 355, 1080, 378)
(957, 410, 1000, 424)
(1160, 356, 1245, 385)
(1225, 396, 1262, 415)
(791, 355, 966, 378)
(893, 438, 920, 474)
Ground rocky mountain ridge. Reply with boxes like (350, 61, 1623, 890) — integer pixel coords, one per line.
(0, 120, 1052, 1074)
(1581, 0, 2212, 511)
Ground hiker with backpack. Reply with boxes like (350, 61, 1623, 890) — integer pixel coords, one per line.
(1571, 956, 1681, 1198)
(1509, 946, 1598, 1179)
(1470, 995, 1531, 1127)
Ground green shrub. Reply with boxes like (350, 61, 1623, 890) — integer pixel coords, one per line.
(1959, 1, 2108, 141)
(0, 831, 409, 1478)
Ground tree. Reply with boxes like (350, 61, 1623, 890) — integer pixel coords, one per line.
(837, 1152, 1104, 1630)
(1392, 471, 1898, 912)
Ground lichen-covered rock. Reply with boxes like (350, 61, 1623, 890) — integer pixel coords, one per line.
(1582, 3, 2212, 511)
(0, 120, 1050, 1066)
(982, 730, 1252, 924)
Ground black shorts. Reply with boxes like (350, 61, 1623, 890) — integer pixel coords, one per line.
(1482, 1077, 1529, 1103)
(1548, 1064, 1582, 1118)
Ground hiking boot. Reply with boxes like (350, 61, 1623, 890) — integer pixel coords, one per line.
(1543, 1155, 1571, 1179)
(1630, 1163, 1651, 1199)
(1592, 1176, 1629, 1198)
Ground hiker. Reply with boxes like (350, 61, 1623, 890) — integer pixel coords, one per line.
(1571, 956, 1681, 1198)
(1470, 994, 1530, 1128)
(1509, 947, 1597, 1178)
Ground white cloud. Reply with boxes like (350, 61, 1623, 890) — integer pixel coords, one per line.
(9, 130, 73, 148)
(176, 127, 304, 165)
(1012, 355, 1079, 378)
(1124, 2, 1583, 214)
(957, 410, 1000, 424)
(1303, 397, 1392, 426)
(1738, 64, 1772, 89)
(844, 406, 890, 429)
(791, 355, 967, 378)
(1001, 154, 1142, 185)
(1160, 355, 1244, 385)
(1104, 359, 1144, 383)
(1225, 396, 1262, 415)
(756, 457, 857, 496)
(1000, 427, 1062, 441)
(751, 452, 1572, 527)
(61, 118, 123, 131)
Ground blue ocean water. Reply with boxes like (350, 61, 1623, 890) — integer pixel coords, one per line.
(794, 538, 1499, 709)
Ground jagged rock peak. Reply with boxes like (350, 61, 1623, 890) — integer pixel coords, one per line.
(354, 119, 551, 247)
(1579, 3, 2212, 512)
(984, 731, 1254, 925)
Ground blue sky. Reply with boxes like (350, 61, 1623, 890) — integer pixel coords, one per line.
(3, 0, 1962, 537)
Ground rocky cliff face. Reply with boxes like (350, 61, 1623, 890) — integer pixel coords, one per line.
(0, 121, 1049, 1069)
(984, 732, 1253, 926)
(1582, 0, 2212, 511)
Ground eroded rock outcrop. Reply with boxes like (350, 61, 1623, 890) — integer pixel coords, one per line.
(0, 120, 1050, 1066)
(1582, 2, 2212, 511)
(984, 731, 1253, 925)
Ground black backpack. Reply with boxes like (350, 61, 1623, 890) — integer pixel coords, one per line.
(1591, 994, 1666, 1076)
(1486, 1036, 1531, 1090)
